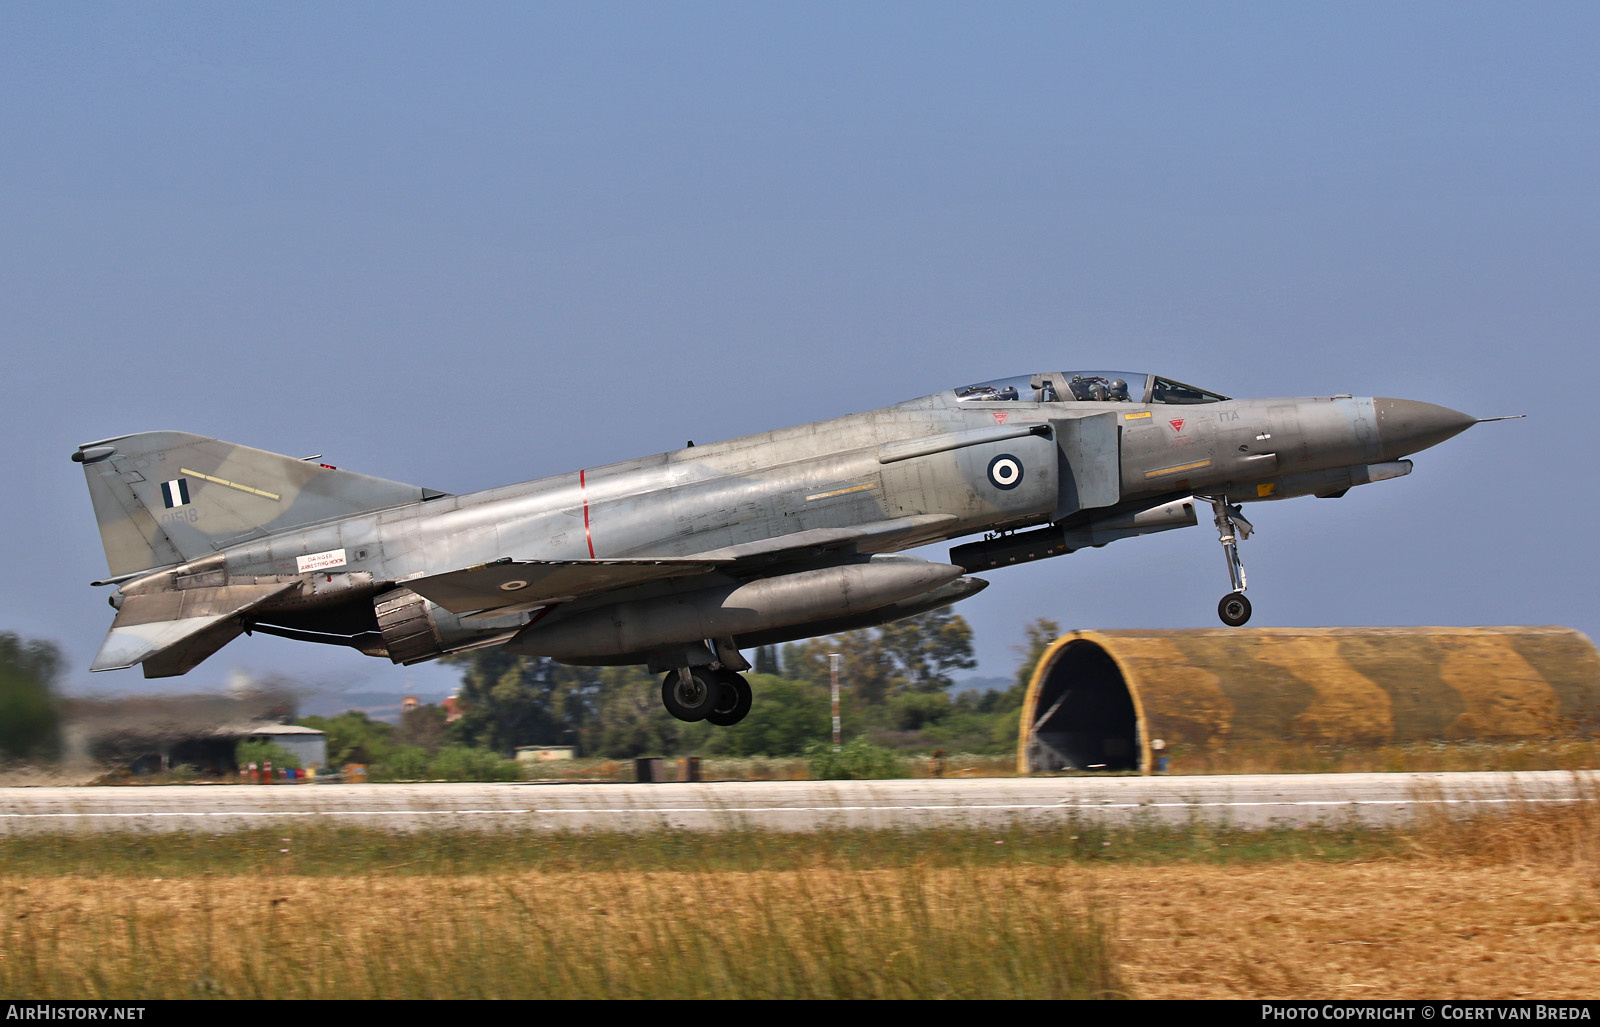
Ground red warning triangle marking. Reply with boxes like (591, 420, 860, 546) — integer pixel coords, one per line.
(993, 411, 1008, 424)
(1169, 419, 1185, 431)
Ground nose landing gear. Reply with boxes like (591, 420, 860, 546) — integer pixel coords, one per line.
(1208, 498, 1254, 627)
(1217, 591, 1252, 628)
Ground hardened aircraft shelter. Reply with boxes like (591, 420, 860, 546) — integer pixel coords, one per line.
(1019, 627, 1600, 774)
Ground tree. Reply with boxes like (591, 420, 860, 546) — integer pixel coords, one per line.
(0, 632, 63, 763)
(583, 665, 682, 758)
(397, 703, 450, 753)
(753, 645, 781, 675)
(444, 650, 599, 754)
(782, 630, 896, 704)
(1003, 617, 1062, 709)
(781, 610, 977, 703)
(888, 689, 952, 731)
(876, 609, 977, 692)
(299, 711, 395, 766)
(687, 674, 831, 757)
(236, 738, 300, 771)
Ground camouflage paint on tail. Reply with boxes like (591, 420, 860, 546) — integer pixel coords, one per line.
(74, 431, 447, 579)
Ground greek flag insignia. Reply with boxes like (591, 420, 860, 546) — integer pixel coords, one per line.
(161, 479, 190, 508)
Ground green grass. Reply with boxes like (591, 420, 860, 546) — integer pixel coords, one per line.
(0, 817, 1407, 878)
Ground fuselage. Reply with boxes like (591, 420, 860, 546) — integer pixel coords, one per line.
(94, 370, 1478, 673)
(218, 397, 1347, 581)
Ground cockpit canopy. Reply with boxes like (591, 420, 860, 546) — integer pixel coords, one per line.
(953, 372, 1228, 405)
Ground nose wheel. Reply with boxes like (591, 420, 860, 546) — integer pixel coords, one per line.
(1207, 498, 1255, 627)
(1217, 591, 1252, 627)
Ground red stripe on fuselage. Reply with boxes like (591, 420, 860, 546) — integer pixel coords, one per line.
(580, 469, 596, 559)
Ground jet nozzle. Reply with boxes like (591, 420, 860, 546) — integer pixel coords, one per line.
(1373, 398, 1478, 460)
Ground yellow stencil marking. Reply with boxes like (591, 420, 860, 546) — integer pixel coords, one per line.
(179, 468, 282, 501)
(1124, 411, 1152, 420)
(1257, 482, 1277, 497)
(1145, 459, 1212, 479)
(806, 482, 878, 502)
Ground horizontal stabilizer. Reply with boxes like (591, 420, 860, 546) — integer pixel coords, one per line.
(91, 582, 297, 677)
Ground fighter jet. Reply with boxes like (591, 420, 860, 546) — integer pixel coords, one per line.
(73, 370, 1506, 725)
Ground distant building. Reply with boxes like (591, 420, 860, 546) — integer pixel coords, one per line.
(60, 688, 326, 775)
(516, 746, 577, 762)
(232, 723, 328, 771)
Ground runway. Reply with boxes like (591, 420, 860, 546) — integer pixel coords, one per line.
(0, 770, 1592, 834)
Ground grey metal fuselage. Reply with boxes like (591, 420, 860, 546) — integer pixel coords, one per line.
(86, 376, 1478, 676)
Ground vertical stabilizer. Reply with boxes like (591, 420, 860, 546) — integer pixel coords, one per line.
(73, 431, 446, 578)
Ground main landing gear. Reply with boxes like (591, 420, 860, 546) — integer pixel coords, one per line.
(1208, 498, 1255, 627)
(661, 652, 754, 726)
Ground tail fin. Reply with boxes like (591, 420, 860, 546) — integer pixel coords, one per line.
(74, 431, 447, 579)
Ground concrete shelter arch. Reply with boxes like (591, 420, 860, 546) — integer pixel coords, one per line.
(1018, 627, 1600, 774)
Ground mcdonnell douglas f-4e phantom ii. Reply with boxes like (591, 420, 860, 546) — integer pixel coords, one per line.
(75, 370, 1508, 725)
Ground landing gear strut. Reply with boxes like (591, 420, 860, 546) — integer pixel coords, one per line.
(1208, 498, 1254, 627)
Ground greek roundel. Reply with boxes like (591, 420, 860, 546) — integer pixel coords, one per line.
(987, 454, 1023, 491)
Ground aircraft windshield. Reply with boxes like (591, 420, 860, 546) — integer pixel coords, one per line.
(1149, 376, 1229, 405)
(953, 372, 1229, 404)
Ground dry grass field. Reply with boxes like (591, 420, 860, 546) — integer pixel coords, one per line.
(1109, 798, 1600, 998)
(1106, 861, 1600, 998)
(2, 791, 1597, 999)
(0, 866, 1116, 999)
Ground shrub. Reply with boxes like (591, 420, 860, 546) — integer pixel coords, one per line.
(235, 739, 301, 772)
(429, 746, 519, 782)
(805, 737, 906, 780)
(370, 745, 430, 781)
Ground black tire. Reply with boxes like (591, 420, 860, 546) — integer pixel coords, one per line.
(1218, 592, 1252, 627)
(706, 670, 753, 727)
(661, 668, 719, 722)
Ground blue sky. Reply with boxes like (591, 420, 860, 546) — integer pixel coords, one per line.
(3, 2, 1595, 701)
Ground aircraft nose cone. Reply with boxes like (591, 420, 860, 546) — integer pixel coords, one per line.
(1373, 398, 1477, 459)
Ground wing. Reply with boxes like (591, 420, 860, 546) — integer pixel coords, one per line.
(401, 513, 958, 617)
(402, 558, 731, 616)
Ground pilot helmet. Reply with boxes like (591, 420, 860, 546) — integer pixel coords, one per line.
(1109, 378, 1128, 400)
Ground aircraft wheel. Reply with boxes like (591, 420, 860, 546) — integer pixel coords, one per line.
(1218, 592, 1252, 627)
(706, 670, 753, 727)
(661, 668, 719, 722)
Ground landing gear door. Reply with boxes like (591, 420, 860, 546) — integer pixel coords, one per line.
(1050, 412, 1120, 521)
